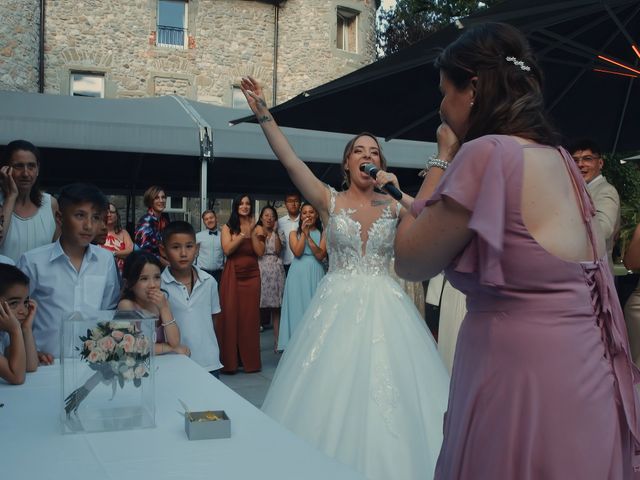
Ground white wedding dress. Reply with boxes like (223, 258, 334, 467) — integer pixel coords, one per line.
(262, 187, 449, 480)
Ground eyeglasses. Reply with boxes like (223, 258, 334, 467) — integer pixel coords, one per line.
(572, 155, 600, 162)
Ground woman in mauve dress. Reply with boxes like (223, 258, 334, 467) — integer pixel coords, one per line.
(395, 22, 640, 479)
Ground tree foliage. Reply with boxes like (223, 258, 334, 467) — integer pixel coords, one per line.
(377, 0, 503, 57)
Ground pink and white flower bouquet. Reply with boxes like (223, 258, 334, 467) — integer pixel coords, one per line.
(64, 321, 151, 416)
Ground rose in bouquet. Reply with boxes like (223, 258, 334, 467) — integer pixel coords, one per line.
(65, 321, 151, 416)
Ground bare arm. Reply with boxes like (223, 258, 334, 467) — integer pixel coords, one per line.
(240, 76, 329, 215)
(50, 196, 61, 241)
(624, 223, 640, 270)
(221, 225, 246, 257)
(116, 230, 134, 258)
(394, 123, 469, 281)
(308, 230, 327, 261)
(289, 230, 305, 258)
(0, 302, 26, 385)
(0, 166, 18, 247)
(21, 299, 38, 372)
(252, 225, 267, 257)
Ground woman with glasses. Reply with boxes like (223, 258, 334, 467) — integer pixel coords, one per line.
(0, 140, 59, 262)
(101, 202, 134, 273)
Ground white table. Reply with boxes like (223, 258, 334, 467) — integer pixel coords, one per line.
(0, 355, 364, 480)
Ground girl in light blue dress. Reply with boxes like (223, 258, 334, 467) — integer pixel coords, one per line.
(277, 203, 326, 351)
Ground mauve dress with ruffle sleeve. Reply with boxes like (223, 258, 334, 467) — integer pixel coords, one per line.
(415, 135, 640, 479)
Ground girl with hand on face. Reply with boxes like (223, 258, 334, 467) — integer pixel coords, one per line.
(216, 194, 264, 374)
(277, 202, 326, 352)
(241, 76, 449, 480)
(118, 251, 190, 357)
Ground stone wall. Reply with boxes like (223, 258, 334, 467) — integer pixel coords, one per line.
(36, 0, 377, 105)
(0, 0, 40, 92)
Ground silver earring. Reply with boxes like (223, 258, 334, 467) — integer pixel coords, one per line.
(470, 101, 474, 107)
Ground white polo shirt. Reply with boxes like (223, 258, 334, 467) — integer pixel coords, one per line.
(17, 241, 120, 357)
(161, 266, 222, 371)
(277, 214, 300, 266)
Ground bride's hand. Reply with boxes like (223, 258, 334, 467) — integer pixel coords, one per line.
(240, 76, 269, 116)
(375, 169, 400, 191)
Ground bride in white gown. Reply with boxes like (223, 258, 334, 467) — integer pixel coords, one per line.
(241, 77, 449, 480)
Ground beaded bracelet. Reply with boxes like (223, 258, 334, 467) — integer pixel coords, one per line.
(418, 155, 449, 177)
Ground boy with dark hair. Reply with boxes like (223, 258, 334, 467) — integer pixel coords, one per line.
(17, 183, 120, 363)
(0, 263, 38, 384)
(160, 220, 222, 375)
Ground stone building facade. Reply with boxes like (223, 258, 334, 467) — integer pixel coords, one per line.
(0, 0, 379, 106)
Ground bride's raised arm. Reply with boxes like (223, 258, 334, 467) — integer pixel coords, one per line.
(240, 77, 329, 216)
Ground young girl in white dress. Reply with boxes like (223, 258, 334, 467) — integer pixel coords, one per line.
(241, 77, 449, 480)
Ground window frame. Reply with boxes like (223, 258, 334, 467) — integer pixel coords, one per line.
(156, 0, 188, 49)
(69, 72, 105, 98)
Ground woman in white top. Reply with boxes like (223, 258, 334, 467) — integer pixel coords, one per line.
(0, 140, 59, 262)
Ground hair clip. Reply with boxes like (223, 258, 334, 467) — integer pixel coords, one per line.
(505, 56, 531, 72)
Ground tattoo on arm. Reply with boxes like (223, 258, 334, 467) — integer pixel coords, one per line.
(258, 98, 267, 108)
(258, 115, 272, 123)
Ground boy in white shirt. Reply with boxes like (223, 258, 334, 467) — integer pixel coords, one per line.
(18, 183, 120, 363)
(160, 220, 223, 375)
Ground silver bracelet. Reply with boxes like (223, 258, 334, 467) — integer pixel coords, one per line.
(161, 318, 176, 327)
(419, 155, 449, 177)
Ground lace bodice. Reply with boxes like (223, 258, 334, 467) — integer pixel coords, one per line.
(326, 186, 399, 276)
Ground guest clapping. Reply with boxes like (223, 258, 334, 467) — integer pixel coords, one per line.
(216, 194, 263, 374)
(256, 205, 286, 352)
(277, 203, 326, 351)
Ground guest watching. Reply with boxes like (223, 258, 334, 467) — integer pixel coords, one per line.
(569, 139, 620, 275)
(118, 251, 189, 357)
(216, 194, 264, 374)
(102, 203, 133, 274)
(394, 22, 639, 478)
(161, 221, 222, 375)
(0, 140, 60, 262)
(134, 186, 170, 267)
(0, 264, 38, 384)
(18, 183, 120, 364)
(0, 208, 15, 265)
(277, 202, 326, 351)
(277, 193, 301, 275)
(195, 209, 224, 284)
(256, 205, 286, 352)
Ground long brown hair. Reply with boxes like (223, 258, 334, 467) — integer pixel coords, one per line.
(435, 22, 559, 146)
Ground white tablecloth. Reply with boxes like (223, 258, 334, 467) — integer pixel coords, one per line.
(0, 355, 364, 480)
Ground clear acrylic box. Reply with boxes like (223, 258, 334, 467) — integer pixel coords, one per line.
(60, 310, 156, 434)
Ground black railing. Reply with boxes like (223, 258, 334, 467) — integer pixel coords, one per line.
(157, 25, 185, 48)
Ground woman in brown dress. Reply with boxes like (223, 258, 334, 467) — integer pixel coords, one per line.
(216, 194, 265, 373)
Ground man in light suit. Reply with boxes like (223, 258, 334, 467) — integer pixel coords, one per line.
(569, 139, 620, 276)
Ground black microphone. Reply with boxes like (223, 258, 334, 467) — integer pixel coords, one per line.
(359, 163, 403, 201)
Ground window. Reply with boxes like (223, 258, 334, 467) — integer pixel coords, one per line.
(165, 196, 187, 212)
(337, 7, 358, 53)
(157, 0, 187, 48)
(231, 86, 250, 109)
(70, 73, 104, 98)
